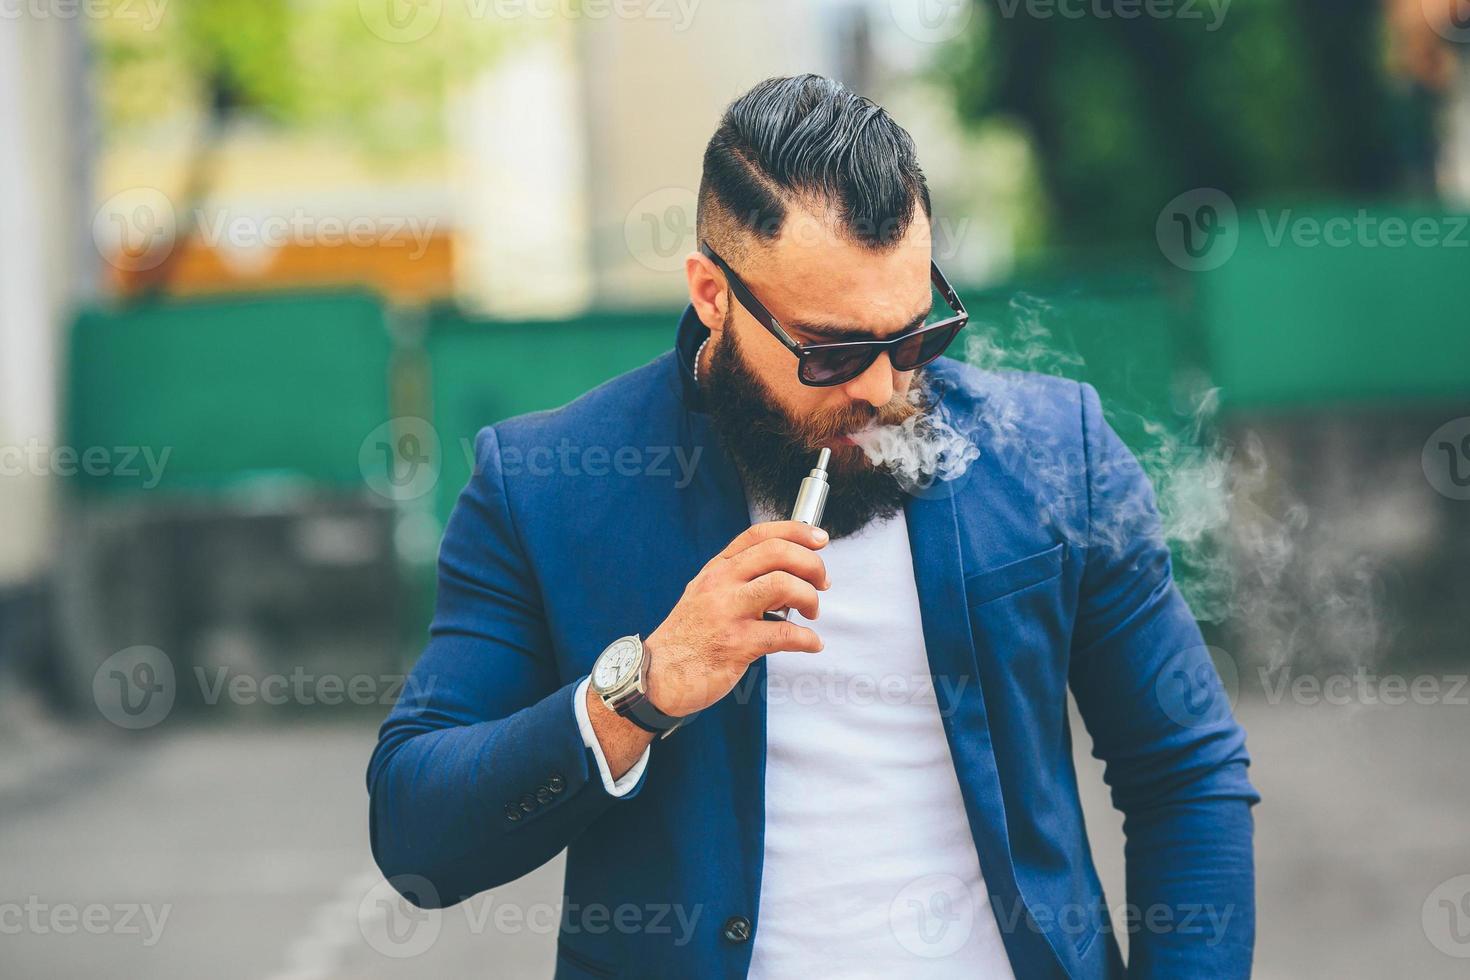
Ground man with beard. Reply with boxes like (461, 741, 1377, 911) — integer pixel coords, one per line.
(368, 75, 1258, 980)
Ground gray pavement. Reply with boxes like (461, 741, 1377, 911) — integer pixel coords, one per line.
(1, 696, 1467, 978)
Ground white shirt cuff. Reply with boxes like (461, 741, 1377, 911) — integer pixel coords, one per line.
(574, 676, 651, 797)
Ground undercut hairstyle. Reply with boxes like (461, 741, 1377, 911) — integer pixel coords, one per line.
(697, 74, 932, 264)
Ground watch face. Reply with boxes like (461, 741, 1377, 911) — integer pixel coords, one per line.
(594, 637, 641, 691)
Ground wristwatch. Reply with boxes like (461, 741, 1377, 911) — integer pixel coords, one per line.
(590, 635, 693, 739)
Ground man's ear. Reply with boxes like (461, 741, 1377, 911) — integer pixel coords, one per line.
(685, 251, 727, 335)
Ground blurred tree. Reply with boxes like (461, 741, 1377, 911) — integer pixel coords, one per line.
(90, 0, 516, 297)
(95, 0, 513, 152)
(942, 0, 1441, 246)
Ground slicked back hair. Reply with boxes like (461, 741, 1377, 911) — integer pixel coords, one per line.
(697, 74, 932, 263)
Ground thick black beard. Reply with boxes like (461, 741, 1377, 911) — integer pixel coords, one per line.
(700, 322, 917, 539)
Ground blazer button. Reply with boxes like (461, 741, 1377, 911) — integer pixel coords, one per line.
(722, 916, 752, 943)
(504, 805, 522, 822)
(548, 773, 566, 793)
(535, 786, 554, 804)
(518, 794, 537, 813)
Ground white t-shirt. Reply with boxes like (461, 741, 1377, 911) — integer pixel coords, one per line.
(575, 502, 1016, 976)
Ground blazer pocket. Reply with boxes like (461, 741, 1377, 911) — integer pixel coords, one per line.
(963, 542, 1065, 607)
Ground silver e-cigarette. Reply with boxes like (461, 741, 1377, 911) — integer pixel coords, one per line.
(763, 447, 832, 623)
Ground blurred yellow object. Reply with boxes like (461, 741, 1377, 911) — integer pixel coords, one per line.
(104, 231, 456, 304)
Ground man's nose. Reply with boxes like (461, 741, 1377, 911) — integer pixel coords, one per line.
(840, 351, 898, 408)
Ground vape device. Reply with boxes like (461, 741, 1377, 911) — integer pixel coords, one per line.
(763, 447, 832, 622)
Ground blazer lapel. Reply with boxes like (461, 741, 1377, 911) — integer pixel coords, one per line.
(666, 310, 771, 933)
(679, 407, 771, 932)
(904, 489, 1062, 976)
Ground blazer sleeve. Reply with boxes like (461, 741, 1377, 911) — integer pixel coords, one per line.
(1067, 382, 1261, 979)
(366, 425, 648, 908)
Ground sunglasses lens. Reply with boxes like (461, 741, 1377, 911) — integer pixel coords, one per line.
(892, 321, 962, 371)
(801, 346, 877, 386)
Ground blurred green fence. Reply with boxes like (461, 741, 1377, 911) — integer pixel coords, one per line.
(56, 291, 402, 706)
(960, 260, 1201, 453)
(423, 307, 673, 529)
(1197, 203, 1470, 411)
(66, 290, 393, 499)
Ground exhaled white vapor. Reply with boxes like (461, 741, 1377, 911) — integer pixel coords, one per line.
(850, 411, 980, 493)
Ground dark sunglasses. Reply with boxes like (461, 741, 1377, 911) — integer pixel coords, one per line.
(699, 239, 969, 387)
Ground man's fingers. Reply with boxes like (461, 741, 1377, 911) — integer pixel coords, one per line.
(748, 620, 823, 656)
(725, 538, 830, 591)
(738, 571, 820, 621)
(716, 520, 829, 561)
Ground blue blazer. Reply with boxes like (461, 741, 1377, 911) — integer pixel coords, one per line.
(368, 304, 1259, 979)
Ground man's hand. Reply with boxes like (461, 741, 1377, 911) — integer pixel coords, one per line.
(587, 520, 830, 778)
(646, 519, 830, 715)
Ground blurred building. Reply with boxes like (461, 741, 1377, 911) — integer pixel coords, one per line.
(0, 14, 93, 690)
